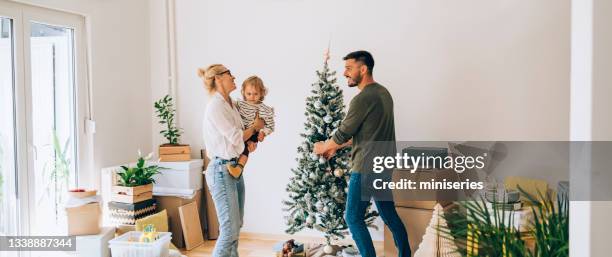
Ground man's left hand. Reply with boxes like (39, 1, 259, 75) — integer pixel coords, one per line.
(323, 148, 337, 160)
(313, 141, 326, 155)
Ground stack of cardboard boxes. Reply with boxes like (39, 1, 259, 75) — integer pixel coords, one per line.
(152, 157, 219, 248)
(101, 155, 219, 250)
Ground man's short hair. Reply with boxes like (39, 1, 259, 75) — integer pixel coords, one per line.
(343, 50, 375, 75)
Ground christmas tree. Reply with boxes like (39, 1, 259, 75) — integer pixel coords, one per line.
(283, 50, 378, 245)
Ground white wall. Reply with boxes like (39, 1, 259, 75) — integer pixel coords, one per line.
(591, 0, 612, 255)
(12, 0, 153, 188)
(160, 0, 570, 241)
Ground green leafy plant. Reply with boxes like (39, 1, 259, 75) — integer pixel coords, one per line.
(441, 188, 569, 257)
(154, 95, 182, 145)
(117, 152, 162, 187)
(520, 188, 569, 257)
(41, 130, 72, 221)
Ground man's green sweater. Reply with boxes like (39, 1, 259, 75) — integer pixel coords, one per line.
(332, 83, 395, 173)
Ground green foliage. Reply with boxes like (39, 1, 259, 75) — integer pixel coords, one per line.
(520, 188, 569, 257)
(441, 188, 569, 257)
(283, 61, 378, 244)
(41, 130, 72, 221)
(154, 94, 182, 145)
(117, 152, 162, 187)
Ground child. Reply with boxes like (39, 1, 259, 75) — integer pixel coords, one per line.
(226, 76, 275, 177)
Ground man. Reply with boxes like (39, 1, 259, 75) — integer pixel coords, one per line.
(314, 50, 410, 257)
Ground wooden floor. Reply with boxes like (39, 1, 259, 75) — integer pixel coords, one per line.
(182, 234, 384, 257)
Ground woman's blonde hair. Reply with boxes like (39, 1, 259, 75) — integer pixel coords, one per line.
(241, 75, 268, 102)
(197, 64, 228, 93)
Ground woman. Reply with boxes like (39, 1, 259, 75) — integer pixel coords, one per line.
(199, 64, 264, 257)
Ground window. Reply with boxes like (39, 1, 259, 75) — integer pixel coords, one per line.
(0, 16, 18, 238)
(29, 21, 78, 236)
(0, 2, 90, 239)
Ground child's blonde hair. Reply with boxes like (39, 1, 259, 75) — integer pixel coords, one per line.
(241, 76, 268, 102)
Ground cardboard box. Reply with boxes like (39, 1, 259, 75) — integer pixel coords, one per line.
(111, 191, 153, 204)
(112, 184, 153, 195)
(160, 145, 192, 161)
(392, 169, 459, 209)
(154, 190, 207, 248)
(108, 199, 157, 225)
(203, 174, 219, 240)
(66, 202, 101, 236)
(384, 204, 456, 257)
(199, 149, 218, 240)
(111, 184, 154, 204)
(160, 153, 191, 162)
(159, 145, 192, 155)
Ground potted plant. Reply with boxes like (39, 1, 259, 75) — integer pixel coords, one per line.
(441, 187, 569, 257)
(154, 94, 191, 162)
(40, 130, 72, 222)
(112, 151, 161, 203)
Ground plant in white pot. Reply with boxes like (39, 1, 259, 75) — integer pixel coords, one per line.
(112, 152, 161, 203)
(154, 94, 191, 162)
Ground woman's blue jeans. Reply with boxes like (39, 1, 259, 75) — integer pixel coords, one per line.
(206, 159, 245, 257)
(345, 172, 410, 257)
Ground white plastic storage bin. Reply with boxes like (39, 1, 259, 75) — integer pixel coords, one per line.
(108, 231, 172, 257)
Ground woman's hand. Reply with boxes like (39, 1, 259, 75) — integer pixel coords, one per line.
(247, 141, 258, 153)
(257, 132, 266, 142)
(252, 112, 265, 131)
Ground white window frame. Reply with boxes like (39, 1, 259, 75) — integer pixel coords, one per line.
(0, 0, 91, 239)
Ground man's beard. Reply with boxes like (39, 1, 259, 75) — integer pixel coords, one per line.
(347, 74, 362, 87)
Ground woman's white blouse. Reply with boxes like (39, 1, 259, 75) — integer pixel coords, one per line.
(203, 92, 245, 160)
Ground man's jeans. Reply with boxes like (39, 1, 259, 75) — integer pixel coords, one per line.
(346, 172, 411, 257)
(206, 159, 245, 257)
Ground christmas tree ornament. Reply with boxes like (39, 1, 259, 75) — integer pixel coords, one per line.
(333, 168, 344, 177)
(306, 216, 315, 225)
(314, 101, 323, 109)
(304, 193, 312, 201)
(316, 201, 324, 211)
(309, 173, 317, 180)
(311, 152, 319, 160)
(319, 157, 326, 164)
(323, 48, 330, 62)
(324, 115, 333, 123)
